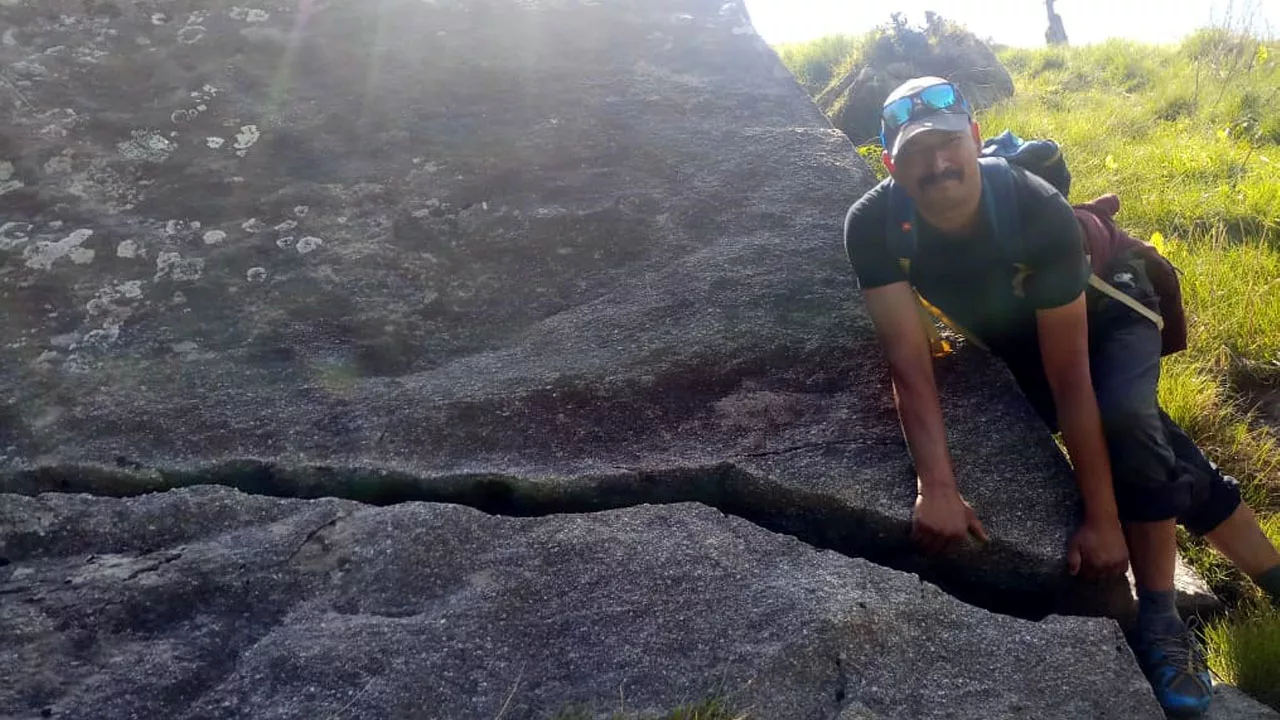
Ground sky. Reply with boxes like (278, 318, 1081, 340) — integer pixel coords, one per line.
(743, 0, 1280, 47)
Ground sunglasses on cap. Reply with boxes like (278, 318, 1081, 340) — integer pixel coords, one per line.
(879, 82, 972, 144)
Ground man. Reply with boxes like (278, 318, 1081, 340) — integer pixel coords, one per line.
(843, 76, 1280, 718)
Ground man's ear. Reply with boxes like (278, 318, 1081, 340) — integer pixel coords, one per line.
(970, 121, 982, 146)
(882, 150, 896, 175)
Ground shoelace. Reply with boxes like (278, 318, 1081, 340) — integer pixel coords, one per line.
(1148, 626, 1210, 689)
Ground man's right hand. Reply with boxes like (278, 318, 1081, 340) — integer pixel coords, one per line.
(911, 488, 990, 555)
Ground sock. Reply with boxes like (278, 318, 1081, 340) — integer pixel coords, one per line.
(1255, 564, 1280, 605)
(1137, 588, 1183, 636)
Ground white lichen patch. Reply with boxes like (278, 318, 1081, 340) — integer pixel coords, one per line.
(151, 13, 168, 24)
(44, 153, 73, 175)
(276, 236, 295, 250)
(178, 25, 207, 45)
(246, 267, 268, 282)
(0, 160, 21, 195)
(293, 205, 310, 217)
(202, 230, 227, 245)
(173, 85, 219, 125)
(77, 323, 121, 349)
(119, 281, 144, 299)
(296, 236, 323, 254)
(86, 281, 144, 317)
(116, 240, 140, 258)
(155, 252, 205, 282)
(118, 130, 175, 163)
(0, 221, 31, 251)
(241, 218, 263, 232)
(24, 228, 94, 270)
(230, 7, 271, 22)
(233, 125, 261, 156)
(69, 247, 95, 264)
(273, 219, 297, 232)
(206, 137, 225, 149)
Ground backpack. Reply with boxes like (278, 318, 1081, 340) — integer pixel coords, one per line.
(885, 131, 1187, 358)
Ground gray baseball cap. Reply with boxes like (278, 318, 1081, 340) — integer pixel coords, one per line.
(882, 76, 973, 160)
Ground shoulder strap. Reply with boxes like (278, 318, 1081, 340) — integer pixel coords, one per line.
(990, 161, 1165, 332)
(979, 157, 1034, 298)
(885, 179, 918, 271)
(978, 157, 1018, 253)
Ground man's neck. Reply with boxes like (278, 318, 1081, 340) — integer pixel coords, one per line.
(916, 193, 983, 238)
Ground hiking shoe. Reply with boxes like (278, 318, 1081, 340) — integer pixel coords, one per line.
(1131, 622, 1213, 718)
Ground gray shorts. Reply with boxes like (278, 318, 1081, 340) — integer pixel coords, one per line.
(1016, 252, 1241, 535)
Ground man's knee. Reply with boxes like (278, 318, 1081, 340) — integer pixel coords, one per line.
(1098, 393, 1166, 462)
(1097, 398, 1189, 523)
(1179, 464, 1244, 536)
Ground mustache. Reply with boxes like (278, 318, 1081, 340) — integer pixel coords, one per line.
(919, 168, 964, 188)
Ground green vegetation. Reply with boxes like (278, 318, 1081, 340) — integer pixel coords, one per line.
(776, 12, 989, 103)
(774, 33, 862, 97)
(778, 24, 1280, 708)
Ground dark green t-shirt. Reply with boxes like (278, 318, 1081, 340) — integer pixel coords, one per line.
(843, 165, 1090, 387)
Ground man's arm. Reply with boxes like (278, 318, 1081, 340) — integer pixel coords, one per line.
(864, 282, 954, 491)
(1035, 293, 1128, 578)
(864, 282, 989, 553)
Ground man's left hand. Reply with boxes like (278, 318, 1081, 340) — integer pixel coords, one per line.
(1067, 520, 1129, 580)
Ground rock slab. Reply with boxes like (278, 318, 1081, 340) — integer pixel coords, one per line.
(0, 0, 1210, 620)
(0, 487, 1168, 720)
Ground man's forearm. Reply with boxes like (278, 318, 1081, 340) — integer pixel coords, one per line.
(1054, 381, 1121, 523)
(892, 368, 957, 495)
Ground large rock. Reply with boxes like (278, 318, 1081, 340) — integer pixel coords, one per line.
(815, 14, 1015, 144)
(0, 0, 1205, 623)
(0, 487, 1169, 719)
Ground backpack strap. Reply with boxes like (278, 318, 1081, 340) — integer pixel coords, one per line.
(1086, 274, 1165, 330)
(991, 160, 1166, 333)
(978, 157, 1033, 298)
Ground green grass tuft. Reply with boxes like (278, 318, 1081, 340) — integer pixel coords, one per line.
(774, 34, 863, 97)
(1203, 512, 1280, 707)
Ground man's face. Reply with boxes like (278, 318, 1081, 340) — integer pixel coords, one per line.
(885, 127, 982, 212)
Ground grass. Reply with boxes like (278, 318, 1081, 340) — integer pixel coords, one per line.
(1203, 509, 1280, 708)
(1205, 603, 1280, 709)
(777, 23, 1280, 708)
(774, 34, 863, 97)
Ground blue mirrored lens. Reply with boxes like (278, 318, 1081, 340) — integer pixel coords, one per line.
(882, 97, 913, 128)
(918, 83, 959, 110)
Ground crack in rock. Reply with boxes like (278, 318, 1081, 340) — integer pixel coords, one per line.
(4, 459, 1076, 622)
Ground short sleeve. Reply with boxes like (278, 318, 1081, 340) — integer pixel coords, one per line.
(844, 182, 908, 290)
(1019, 176, 1090, 309)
